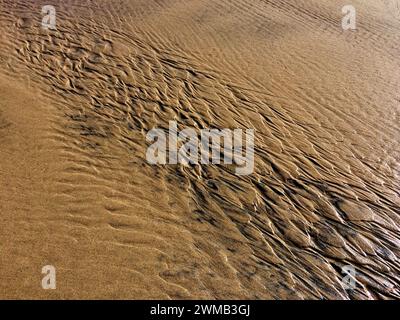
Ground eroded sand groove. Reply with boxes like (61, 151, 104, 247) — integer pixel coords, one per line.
(0, 0, 399, 299)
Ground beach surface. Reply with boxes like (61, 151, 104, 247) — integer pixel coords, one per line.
(0, 0, 399, 299)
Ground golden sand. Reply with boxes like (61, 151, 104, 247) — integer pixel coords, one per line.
(0, 0, 399, 299)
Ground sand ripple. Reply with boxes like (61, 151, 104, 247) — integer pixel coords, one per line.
(0, 0, 399, 299)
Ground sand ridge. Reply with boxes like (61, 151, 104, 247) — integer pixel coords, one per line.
(0, 0, 399, 299)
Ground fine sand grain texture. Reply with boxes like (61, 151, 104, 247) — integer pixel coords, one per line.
(0, 0, 399, 299)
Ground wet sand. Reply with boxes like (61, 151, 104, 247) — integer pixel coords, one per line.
(0, 0, 399, 299)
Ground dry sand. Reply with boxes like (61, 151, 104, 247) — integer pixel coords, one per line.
(0, 0, 399, 299)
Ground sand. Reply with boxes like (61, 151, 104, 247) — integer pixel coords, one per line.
(0, 0, 399, 299)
